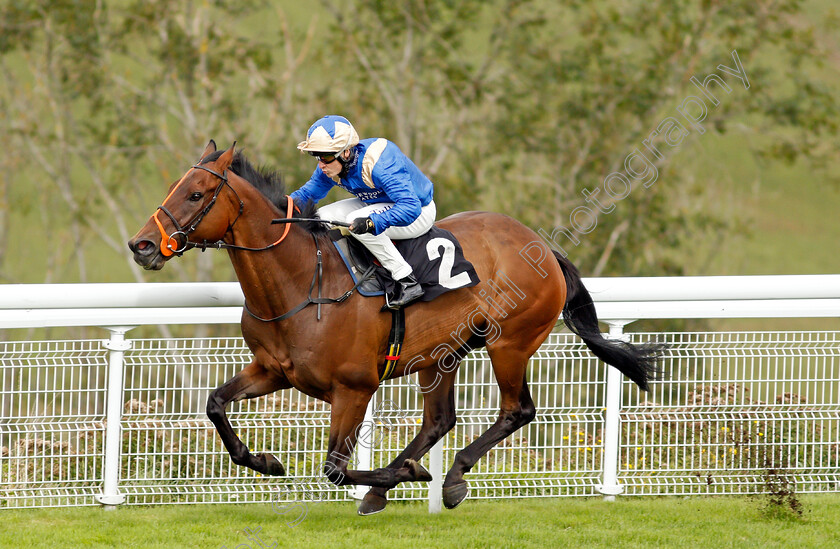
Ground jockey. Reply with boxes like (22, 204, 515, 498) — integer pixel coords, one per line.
(291, 115, 436, 309)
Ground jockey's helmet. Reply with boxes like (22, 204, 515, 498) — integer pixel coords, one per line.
(297, 115, 360, 155)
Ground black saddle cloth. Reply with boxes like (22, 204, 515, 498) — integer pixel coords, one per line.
(330, 226, 479, 301)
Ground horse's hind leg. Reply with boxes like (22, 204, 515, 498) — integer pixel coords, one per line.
(206, 359, 291, 475)
(442, 348, 536, 509)
(358, 368, 458, 516)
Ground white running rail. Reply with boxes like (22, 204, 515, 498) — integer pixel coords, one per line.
(1, 275, 839, 510)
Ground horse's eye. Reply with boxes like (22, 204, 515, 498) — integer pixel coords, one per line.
(189, 192, 203, 202)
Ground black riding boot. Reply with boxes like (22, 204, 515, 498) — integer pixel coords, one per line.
(386, 274, 424, 309)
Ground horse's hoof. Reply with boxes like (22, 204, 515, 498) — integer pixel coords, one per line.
(258, 453, 286, 476)
(358, 491, 388, 516)
(403, 459, 433, 482)
(442, 480, 468, 509)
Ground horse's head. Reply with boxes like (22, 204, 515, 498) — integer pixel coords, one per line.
(128, 140, 239, 270)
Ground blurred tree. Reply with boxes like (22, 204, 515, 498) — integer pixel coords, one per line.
(321, 0, 838, 276)
(0, 1, 105, 282)
(319, 0, 522, 217)
(0, 0, 318, 285)
(471, 0, 840, 275)
(0, 0, 837, 286)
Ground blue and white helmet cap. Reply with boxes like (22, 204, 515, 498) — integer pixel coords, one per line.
(297, 115, 360, 153)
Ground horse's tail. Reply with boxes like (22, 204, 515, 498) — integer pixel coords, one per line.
(554, 251, 664, 391)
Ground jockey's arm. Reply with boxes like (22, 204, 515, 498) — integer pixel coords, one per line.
(368, 158, 422, 235)
(289, 169, 334, 207)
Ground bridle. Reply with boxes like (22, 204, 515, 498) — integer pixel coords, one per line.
(148, 160, 370, 321)
(151, 163, 294, 256)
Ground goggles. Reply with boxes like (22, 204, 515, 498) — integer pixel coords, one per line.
(308, 151, 341, 164)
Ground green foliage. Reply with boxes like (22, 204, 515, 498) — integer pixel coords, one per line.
(471, 0, 839, 274)
(0, 0, 838, 285)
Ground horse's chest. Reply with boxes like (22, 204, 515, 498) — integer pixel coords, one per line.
(246, 335, 329, 397)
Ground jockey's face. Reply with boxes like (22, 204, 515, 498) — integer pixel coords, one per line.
(319, 150, 348, 178)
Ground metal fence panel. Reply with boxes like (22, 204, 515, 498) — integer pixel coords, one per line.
(0, 340, 108, 507)
(1, 331, 838, 508)
(621, 331, 840, 496)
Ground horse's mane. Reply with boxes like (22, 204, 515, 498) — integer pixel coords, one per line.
(200, 150, 327, 235)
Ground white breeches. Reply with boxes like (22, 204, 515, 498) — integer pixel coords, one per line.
(317, 198, 437, 280)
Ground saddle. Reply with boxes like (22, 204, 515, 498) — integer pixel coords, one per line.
(330, 231, 385, 297)
(329, 226, 480, 301)
(330, 226, 479, 382)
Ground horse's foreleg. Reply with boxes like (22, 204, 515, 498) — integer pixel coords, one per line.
(358, 368, 458, 516)
(206, 360, 291, 476)
(321, 388, 433, 491)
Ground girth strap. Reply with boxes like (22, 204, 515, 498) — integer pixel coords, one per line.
(380, 307, 406, 382)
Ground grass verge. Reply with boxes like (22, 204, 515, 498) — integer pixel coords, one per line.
(0, 495, 838, 549)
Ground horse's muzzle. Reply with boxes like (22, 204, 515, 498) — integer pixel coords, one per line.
(128, 238, 167, 270)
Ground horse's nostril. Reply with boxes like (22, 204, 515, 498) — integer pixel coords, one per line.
(130, 239, 156, 255)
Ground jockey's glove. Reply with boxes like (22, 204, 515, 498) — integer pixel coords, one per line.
(349, 217, 375, 235)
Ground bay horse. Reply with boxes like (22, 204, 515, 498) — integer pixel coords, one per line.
(128, 141, 663, 514)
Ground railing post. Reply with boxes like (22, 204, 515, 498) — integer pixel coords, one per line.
(95, 326, 135, 509)
(349, 397, 376, 501)
(428, 438, 444, 513)
(597, 320, 633, 501)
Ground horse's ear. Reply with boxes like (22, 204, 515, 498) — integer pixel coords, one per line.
(199, 140, 217, 162)
(216, 141, 237, 171)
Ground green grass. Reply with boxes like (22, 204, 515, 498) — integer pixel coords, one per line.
(1, 495, 838, 548)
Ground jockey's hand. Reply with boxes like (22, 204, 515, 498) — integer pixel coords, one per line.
(349, 217, 375, 235)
